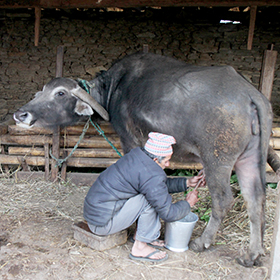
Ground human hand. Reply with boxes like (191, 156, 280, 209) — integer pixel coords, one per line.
(186, 190, 199, 207)
(187, 170, 206, 189)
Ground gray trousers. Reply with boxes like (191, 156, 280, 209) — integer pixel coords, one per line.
(88, 194, 161, 243)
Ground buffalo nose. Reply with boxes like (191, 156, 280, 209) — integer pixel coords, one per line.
(13, 110, 31, 123)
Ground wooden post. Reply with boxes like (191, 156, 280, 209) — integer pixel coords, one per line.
(1, 145, 9, 174)
(61, 150, 68, 182)
(51, 126, 60, 182)
(270, 184, 280, 279)
(44, 143, 49, 180)
(55, 46, 64, 78)
(51, 46, 64, 181)
(34, 7, 41, 47)
(259, 46, 278, 101)
(266, 46, 280, 278)
(143, 44, 149, 53)
(247, 6, 257, 50)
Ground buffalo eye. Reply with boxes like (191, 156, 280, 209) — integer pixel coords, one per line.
(56, 91, 65, 97)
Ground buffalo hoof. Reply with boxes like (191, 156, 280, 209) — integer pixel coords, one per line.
(189, 239, 205, 252)
(236, 255, 262, 267)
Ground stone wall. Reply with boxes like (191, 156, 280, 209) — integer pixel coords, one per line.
(0, 7, 280, 124)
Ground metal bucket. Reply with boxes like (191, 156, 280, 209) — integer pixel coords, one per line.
(164, 212, 198, 252)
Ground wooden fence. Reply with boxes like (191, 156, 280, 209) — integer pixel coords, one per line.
(0, 120, 279, 183)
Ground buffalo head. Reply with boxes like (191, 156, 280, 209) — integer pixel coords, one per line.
(13, 77, 109, 128)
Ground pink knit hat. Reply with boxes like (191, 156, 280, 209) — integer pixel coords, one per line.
(144, 132, 176, 157)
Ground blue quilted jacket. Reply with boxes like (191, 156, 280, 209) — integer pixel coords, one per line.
(84, 147, 191, 226)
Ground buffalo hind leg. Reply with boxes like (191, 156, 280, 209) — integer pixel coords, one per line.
(189, 165, 234, 252)
(234, 152, 266, 267)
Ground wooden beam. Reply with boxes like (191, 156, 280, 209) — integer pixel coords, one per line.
(247, 6, 257, 50)
(34, 7, 41, 46)
(259, 46, 278, 100)
(1, 0, 280, 9)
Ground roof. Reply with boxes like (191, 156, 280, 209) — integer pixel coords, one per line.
(1, 0, 280, 9)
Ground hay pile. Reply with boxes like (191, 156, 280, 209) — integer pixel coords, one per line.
(1, 172, 276, 253)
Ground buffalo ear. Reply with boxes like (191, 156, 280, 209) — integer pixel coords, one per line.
(74, 99, 94, 116)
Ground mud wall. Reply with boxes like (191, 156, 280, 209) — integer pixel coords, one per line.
(0, 7, 280, 123)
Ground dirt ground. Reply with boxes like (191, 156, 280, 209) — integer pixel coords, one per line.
(0, 174, 277, 280)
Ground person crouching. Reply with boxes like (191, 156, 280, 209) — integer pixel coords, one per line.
(83, 132, 205, 262)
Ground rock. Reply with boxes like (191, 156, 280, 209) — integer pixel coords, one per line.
(85, 66, 107, 77)
(136, 32, 156, 38)
(192, 43, 219, 53)
(0, 109, 8, 120)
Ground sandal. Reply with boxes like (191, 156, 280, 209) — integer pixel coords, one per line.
(129, 250, 168, 263)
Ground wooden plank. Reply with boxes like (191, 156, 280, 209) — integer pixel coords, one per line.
(0, 134, 122, 148)
(61, 123, 116, 135)
(247, 6, 257, 50)
(34, 7, 41, 46)
(272, 127, 280, 138)
(8, 147, 123, 158)
(0, 154, 117, 168)
(8, 125, 53, 135)
(8, 122, 115, 135)
(0, 0, 280, 8)
(270, 183, 280, 279)
(259, 48, 278, 100)
(0, 154, 46, 166)
(270, 138, 280, 150)
(0, 134, 53, 145)
(1, 153, 276, 173)
(60, 135, 122, 148)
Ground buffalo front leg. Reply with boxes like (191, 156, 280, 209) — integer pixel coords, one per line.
(189, 165, 234, 252)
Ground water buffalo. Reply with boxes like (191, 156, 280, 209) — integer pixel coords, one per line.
(14, 52, 272, 267)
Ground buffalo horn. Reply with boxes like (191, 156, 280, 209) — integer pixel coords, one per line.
(72, 88, 109, 121)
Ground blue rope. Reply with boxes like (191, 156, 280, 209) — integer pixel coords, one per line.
(89, 119, 122, 157)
